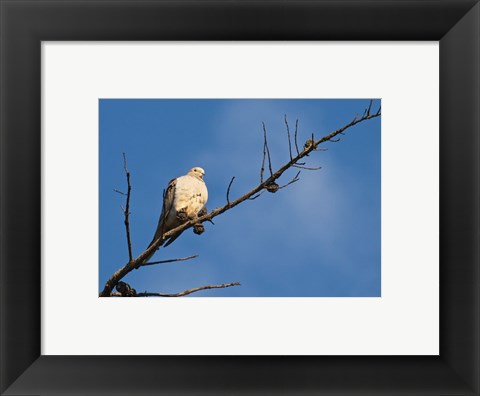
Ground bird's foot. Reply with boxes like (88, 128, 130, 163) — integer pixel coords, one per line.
(176, 208, 188, 222)
(197, 207, 208, 217)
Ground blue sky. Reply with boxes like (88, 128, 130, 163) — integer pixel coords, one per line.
(99, 99, 381, 297)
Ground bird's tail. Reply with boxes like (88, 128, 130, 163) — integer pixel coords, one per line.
(137, 223, 166, 268)
(163, 233, 181, 248)
(140, 232, 181, 268)
(140, 209, 188, 267)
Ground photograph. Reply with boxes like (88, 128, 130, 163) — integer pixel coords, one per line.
(99, 98, 381, 297)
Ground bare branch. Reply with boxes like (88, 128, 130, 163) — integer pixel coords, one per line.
(120, 153, 133, 262)
(249, 190, 265, 200)
(141, 254, 199, 267)
(100, 105, 381, 297)
(195, 110, 377, 214)
(285, 114, 293, 160)
(226, 176, 235, 204)
(260, 126, 267, 183)
(293, 164, 322, 171)
(137, 282, 241, 297)
(294, 119, 300, 156)
(112, 280, 240, 297)
(113, 189, 126, 196)
(277, 171, 301, 190)
(262, 122, 273, 177)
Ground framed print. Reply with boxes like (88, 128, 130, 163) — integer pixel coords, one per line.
(41, 42, 438, 357)
(1, 1, 479, 395)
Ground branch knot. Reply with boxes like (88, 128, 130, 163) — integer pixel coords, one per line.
(265, 181, 279, 193)
(116, 281, 137, 297)
(193, 223, 205, 235)
(304, 138, 315, 151)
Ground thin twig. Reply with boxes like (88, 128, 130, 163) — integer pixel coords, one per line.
(260, 125, 267, 183)
(248, 190, 265, 200)
(293, 164, 322, 171)
(141, 254, 199, 267)
(277, 171, 301, 190)
(294, 119, 300, 156)
(285, 114, 293, 160)
(137, 282, 241, 297)
(121, 153, 133, 262)
(100, 104, 381, 297)
(226, 176, 235, 204)
(113, 189, 126, 196)
(262, 122, 273, 177)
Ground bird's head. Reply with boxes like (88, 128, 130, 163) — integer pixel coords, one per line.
(188, 167, 205, 180)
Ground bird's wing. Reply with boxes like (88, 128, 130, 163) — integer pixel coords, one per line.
(149, 177, 177, 247)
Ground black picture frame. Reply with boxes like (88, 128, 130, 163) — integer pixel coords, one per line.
(1, 1, 479, 395)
